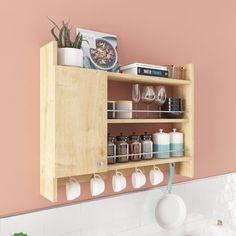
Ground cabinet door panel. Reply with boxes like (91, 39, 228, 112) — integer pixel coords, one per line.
(55, 67, 107, 177)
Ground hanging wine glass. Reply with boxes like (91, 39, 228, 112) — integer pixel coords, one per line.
(154, 86, 167, 118)
(132, 84, 141, 118)
(141, 86, 155, 118)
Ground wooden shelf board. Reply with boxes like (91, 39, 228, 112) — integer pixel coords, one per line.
(54, 64, 190, 86)
(108, 118, 188, 124)
(107, 71, 191, 86)
(107, 157, 191, 171)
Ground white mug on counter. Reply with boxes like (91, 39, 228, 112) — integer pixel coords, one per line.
(66, 177, 81, 200)
(115, 100, 132, 119)
(90, 174, 105, 197)
(112, 170, 127, 192)
(149, 166, 164, 186)
(132, 168, 146, 189)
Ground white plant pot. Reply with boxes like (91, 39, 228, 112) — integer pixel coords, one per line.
(58, 48, 83, 67)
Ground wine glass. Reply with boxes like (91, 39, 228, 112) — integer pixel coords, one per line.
(154, 86, 167, 118)
(141, 86, 155, 118)
(132, 84, 140, 118)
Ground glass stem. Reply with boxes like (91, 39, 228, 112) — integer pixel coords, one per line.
(158, 105, 162, 118)
(134, 103, 138, 118)
(147, 104, 150, 118)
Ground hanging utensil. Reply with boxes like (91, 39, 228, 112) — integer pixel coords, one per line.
(155, 163, 187, 230)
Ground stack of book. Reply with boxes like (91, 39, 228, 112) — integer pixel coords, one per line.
(120, 63, 168, 78)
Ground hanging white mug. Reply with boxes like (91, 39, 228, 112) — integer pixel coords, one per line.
(132, 168, 146, 189)
(149, 166, 164, 185)
(90, 174, 105, 197)
(112, 170, 127, 192)
(66, 177, 81, 201)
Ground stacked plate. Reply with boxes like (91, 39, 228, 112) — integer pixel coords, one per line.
(162, 98, 183, 118)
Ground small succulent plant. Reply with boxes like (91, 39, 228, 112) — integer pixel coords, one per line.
(49, 18, 83, 49)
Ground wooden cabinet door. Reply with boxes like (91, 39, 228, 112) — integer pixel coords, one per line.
(54, 67, 107, 178)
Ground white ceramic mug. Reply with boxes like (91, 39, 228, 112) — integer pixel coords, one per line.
(149, 166, 164, 185)
(66, 177, 81, 201)
(90, 174, 105, 197)
(115, 100, 132, 119)
(112, 171, 127, 192)
(132, 168, 146, 189)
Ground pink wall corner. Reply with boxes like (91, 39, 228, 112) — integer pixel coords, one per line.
(0, 0, 236, 216)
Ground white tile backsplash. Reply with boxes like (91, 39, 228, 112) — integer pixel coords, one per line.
(2, 172, 236, 236)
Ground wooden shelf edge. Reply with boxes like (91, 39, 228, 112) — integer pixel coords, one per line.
(108, 118, 188, 124)
(107, 71, 191, 85)
(107, 157, 191, 171)
(52, 63, 191, 86)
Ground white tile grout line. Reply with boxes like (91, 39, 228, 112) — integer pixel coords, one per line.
(1, 171, 235, 219)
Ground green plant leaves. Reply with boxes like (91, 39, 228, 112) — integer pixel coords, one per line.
(49, 18, 82, 49)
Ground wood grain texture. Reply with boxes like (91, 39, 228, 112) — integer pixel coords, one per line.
(107, 71, 191, 85)
(58, 161, 185, 185)
(40, 41, 57, 201)
(55, 66, 107, 178)
(107, 157, 191, 171)
(40, 41, 194, 201)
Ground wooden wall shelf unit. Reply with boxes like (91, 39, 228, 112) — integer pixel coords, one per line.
(40, 41, 194, 202)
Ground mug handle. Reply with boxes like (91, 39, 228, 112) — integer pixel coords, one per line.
(116, 170, 123, 176)
(69, 177, 78, 184)
(135, 168, 143, 174)
(153, 166, 161, 171)
(93, 173, 102, 180)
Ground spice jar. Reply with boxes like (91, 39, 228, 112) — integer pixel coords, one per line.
(116, 133, 129, 163)
(129, 132, 142, 161)
(107, 134, 116, 164)
(141, 132, 153, 160)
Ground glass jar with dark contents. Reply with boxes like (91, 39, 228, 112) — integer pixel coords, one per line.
(107, 133, 116, 164)
(129, 132, 142, 161)
(141, 132, 153, 160)
(116, 133, 129, 163)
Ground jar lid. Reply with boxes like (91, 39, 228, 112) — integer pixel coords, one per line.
(152, 129, 170, 144)
(169, 128, 183, 143)
(129, 132, 140, 141)
(170, 128, 181, 133)
(108, 133, 116, 142)
(141, 132, 152, 140)
(116, 132, 128, 141)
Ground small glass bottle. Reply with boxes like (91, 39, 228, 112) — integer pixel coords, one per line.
(107, 133, 116, 164)
(116, 133, 129, 163)
(141, 132, 153, 160)
(129, 132, 142, 161)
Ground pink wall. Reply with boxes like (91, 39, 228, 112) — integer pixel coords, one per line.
(1, 0, 236, 216)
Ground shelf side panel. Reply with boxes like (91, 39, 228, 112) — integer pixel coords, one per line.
(40, 41, 57, 201)
(40, 176, 58, 202)
(55, 67, 107, 177)
(174, 64, 194, 177)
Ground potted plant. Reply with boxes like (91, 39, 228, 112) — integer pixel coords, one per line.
(49, 19, 84, 67)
